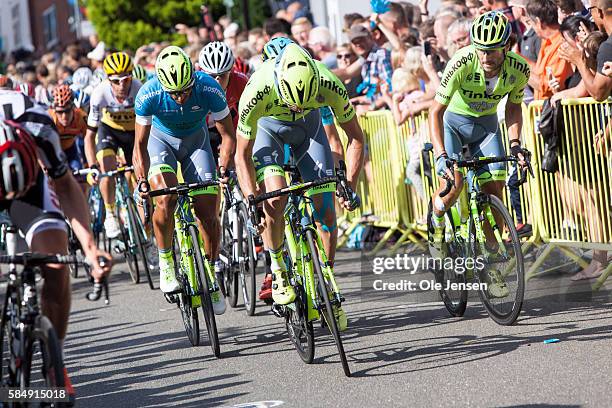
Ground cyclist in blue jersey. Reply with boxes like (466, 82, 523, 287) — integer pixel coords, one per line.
(133, 46, 236, 314)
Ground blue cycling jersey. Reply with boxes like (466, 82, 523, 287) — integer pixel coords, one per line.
(135, 71, 230, 137)
(320, 106, 334, 127)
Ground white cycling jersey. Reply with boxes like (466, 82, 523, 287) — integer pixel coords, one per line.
(87, 79, 142, 132)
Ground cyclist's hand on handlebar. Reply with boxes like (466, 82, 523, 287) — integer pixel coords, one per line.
(337, 186, 361, 211)
(218, 166, 230, 185)
(510, 143, 528, 168)
(85, 165, 100, 186)
(435, 153, 454, 180)
(88, 250, 112, 282)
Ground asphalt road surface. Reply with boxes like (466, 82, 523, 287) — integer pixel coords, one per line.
(66, 248, 612, 408)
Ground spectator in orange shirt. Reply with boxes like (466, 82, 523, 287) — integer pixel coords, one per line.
(526, 0, 575, 99)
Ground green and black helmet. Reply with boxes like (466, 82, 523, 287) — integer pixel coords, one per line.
(155, 46, 195, 92)
(470, 11, 511, 50)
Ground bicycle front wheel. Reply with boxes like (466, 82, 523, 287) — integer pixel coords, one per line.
(475, 194, 525, 326)
(305, 229, 350, 377)
(427, 200, 468, 317)
(20, 316, 65, 392)
(127, 198, 155, 290)
(173, 233, 200, 347)
(189, 225, 220, 357)
(238, 204, 257, 316)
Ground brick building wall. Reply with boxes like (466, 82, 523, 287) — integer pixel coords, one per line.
(28, 0, 76, 54)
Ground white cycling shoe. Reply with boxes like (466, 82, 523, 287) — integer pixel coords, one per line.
(159, 257, 180, 293)
(211, 287, 226, 315)
(104, 214, 121, 239)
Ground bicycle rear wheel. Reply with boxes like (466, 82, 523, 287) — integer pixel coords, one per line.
(127, 198, 155, 289)
(305, 230, 350, 377)
(189, 225, 220, 357)
(173, 234, 200, 346)
(475, 194, 525, 326)
(237, 205, 257, 316)
(427, 200, 468, 317)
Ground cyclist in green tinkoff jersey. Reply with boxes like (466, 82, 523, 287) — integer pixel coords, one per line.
(235, 43, 365, 331)
(429, 11, 530, 295)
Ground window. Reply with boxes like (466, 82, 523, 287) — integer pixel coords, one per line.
(11, 4, 20, 48)
(42, 5, 58, 48)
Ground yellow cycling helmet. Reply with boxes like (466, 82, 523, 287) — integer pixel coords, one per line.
(103, 52, 133, 76)
(273, 43, 319, 109)
(470, 11, 511, 50)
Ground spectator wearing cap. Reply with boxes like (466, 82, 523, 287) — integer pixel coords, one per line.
(527, 0, 575, 100)
(291, 17, 312, 48)
(349, 24, 393, 114)
(87, 42, 105, 71)
(309, 27, 337, 69)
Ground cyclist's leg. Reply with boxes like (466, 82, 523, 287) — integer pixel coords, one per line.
(96, 124, 120, 205)
(434, 111, 467, 218)
(468, 114, 507, 246)
(254, 117, 294, 304)
(148, 127, 181, 292)
(8, 173, 70, 339)
(254, 117, 289, 251)
(180, 127, 220, 260)
(292, 110, 338, 265)
(179, 127, 226, 313)
(96, 124, 121, 237)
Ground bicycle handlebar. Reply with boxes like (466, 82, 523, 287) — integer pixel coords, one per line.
(0, 253, 80, 266)
(73, 166, 134, 180)
(439, 153, 534, 198)
(145, 180, 220, 198)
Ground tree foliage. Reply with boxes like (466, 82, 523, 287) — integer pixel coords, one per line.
(85, 0, 225, 50)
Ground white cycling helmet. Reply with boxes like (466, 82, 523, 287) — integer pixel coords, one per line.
(198, 41, 235, 75)
(72, 67, 93, 90)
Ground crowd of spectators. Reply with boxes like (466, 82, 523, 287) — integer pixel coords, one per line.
(1, 0, 611, 278)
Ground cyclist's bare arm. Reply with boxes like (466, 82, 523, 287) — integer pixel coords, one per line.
(429, 100, 448, 158)
(133, 122, 152, 182)
(323, 123, 344, 166)
(505, 101, 526, 166)
(54, 171, 112, 278)
(337, 116, 365, 190)
(234, 133, 258, 199)
(214, 113, 237, 172)
(84, 127, 97, 166)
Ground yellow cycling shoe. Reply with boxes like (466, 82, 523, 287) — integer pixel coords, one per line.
(334, 305, 348, 332)
(271, 270, 296, 305)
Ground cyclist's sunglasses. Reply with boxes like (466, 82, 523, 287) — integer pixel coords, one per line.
(109, 75, 132, 85)
(167, 85, 194, 97)
(53, 105, 74, 113)
(212, 71, 231, 80)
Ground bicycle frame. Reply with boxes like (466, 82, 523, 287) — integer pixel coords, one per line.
(447, 163, 516, 273)
(174, 195, 217, 295)
(283, 188, 342, 322)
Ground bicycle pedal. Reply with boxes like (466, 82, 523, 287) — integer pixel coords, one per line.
(271, 303, 286, 318)
(163, 293, 178, 304)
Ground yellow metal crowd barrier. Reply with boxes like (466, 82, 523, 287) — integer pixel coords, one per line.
(338, 97, 612, 283)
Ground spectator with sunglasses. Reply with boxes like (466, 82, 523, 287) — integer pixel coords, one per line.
(83, 52, 143, 240)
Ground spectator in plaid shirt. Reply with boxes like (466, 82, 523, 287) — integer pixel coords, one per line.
(348, 24, 393, 115)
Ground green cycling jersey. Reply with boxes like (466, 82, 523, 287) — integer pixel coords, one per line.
(237, 59, 355, 140)
(435, 45, 530, 117)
